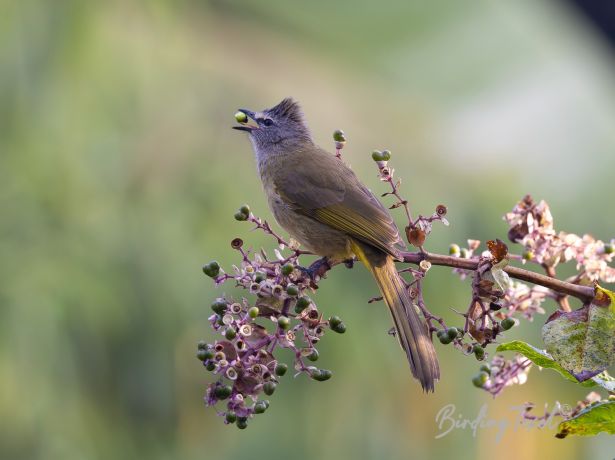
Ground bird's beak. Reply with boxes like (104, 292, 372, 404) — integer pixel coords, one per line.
(232, 108, 259, 132)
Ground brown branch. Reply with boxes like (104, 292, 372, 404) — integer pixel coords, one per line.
(401, 251, 595, 302)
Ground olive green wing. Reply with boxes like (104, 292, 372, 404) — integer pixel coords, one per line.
(273, 150, 404, 257)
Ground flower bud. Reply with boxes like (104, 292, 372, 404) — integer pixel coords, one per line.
(248, 306, 259, 318)
(274, 363, 288, 376)
(295, 296, 311, 313)
(501, 317, 516, 330)
(286, 284, 299, 296)
(234, 111, 248, 123)
(202, 261, 220, 278)
(281, 263, 294, 276)
(277, 316, 290, 330)
(263, 381, 277, 395)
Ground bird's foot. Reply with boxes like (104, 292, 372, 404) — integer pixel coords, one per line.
(298, 257, 332, 288)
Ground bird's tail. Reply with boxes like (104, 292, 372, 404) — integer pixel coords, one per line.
(350, 239, 440, 392)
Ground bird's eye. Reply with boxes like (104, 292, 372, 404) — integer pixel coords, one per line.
(262, 118, 274, 127)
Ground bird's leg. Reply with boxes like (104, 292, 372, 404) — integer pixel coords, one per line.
(298, 257, 332, 281)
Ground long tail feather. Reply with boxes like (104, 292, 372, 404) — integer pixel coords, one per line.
(350, 239, 440, 391)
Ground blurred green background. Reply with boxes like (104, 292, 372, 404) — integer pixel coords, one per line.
(1, 0, 614, 459)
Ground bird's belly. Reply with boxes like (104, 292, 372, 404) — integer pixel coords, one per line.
(268, 195, 351, 260)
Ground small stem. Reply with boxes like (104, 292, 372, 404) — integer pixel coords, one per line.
(401, 251, 595, 302)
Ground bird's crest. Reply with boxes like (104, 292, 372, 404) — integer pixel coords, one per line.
(267, 98, 304, 123)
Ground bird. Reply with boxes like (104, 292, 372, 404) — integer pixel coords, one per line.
(233, 98, 439, 391)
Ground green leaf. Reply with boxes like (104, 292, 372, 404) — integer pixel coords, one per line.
(496, 341, 615, 390)
(496, 341, 595, 387)
(556, 401, 615, 438)
(541, 286, 615, 382)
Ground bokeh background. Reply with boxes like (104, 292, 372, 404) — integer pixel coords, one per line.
(1, 1, 614, 459)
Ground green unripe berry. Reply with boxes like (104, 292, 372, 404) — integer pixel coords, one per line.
(436, 329, 446, 339)
(263, 381, 277, 396)
(214, 385, 232, 400)
(234, 211, 248, 221)
(306, 348, 319, 362)
(501, 317, 516, 330)
(202, 261, 220, 278)
(197, 340, 207, 350)
(286, 284, 299, 296)
(254, 401, 268, 414)
(333, 129, 346, 142)
(254, 271, 266, 283)
(211, 299, 227, 315)
(380, 149, 391, 161)
(248, 306, 259, 318)
(523, 250, 534, 261)
(449, 244, 460, 256)
(205, 361, 216, 371)
(371, 150, 383, 161)
(329, 315, 342, 328)
(472, 371, 489, 388)
(331, 322, 346, 334)
(438, 334, 453, 345)
(473, 344, 485, 360)
(295, 296, 311, 313)
(459, 248, 469, 259)
(281, 263, 294, 276)
(225, 411, 237, 423)
(277, 316, 290, 330)
(239, 204, 250, 215)
(446, 327, 459, 340)
(605, 243, 614, 254)
(225, 327, 237, 340)
(196, 349, 209, 361)
(234, 111, 248, 123)
(236, 417, 248, 429)
(274, 363, 288, 376)
(479, 364, 491, 375)
(311, 369, 332, 381)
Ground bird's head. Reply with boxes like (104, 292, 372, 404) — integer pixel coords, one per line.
(233, 98, 311, 153)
